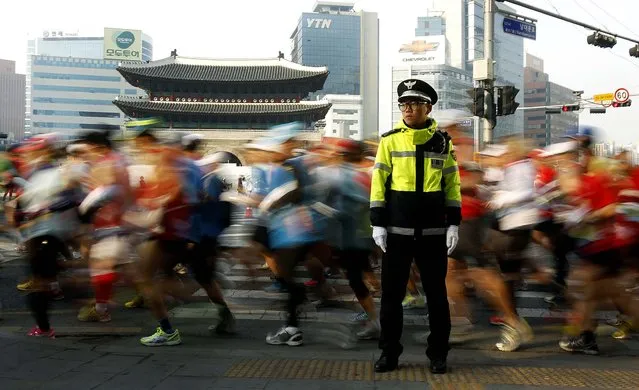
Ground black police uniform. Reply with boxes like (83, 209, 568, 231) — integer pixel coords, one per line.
(371, 79, 462, 374)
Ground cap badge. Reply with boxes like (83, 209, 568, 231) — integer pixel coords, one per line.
(404, 80, 416, 90)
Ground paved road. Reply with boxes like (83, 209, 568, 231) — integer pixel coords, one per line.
(0, 316, 637, 390)
(1, 217, 638, 388)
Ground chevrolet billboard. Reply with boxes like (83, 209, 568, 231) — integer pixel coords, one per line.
(398, 35, 446, 65)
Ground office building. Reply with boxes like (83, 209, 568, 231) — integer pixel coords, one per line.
(548, 81, 579, 143)
(390, 34, 473, 125)
(26, 29, 152, 136)
(290, 1, 379, 140)
(321, 94, 362, 138)
(392, 20, 473, 128)
(524, 54, 578, 147)
(0, 59, 26, 140)
(430, 0, 525, 139)
(415, 12, 446, 36)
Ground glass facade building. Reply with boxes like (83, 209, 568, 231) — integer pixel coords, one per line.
(25, 33, 152, 137)
(523, 54, 578, 147)
(416, 16, 446, 37)
(431, 0, 525, 139)
(290, 2, 379, 140)
(291, 13, 361, 96)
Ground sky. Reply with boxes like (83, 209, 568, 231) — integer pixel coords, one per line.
(1, 0, 638, 144)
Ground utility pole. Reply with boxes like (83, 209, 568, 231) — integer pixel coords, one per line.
(474, 0, 496, 149)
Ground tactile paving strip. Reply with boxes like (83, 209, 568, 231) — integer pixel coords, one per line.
(225, 359, 639, 388)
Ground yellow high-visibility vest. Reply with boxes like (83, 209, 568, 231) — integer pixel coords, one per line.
(370, 119, 461, 236)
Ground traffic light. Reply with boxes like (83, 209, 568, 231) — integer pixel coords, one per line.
(484, 88, 496, 129)
(562, 104, 580, 112)
(589, 108, 606, 114)
(630, 45, 639, 58)
(587, 32, 617, 48)
(612, 100, 632, 107)
(466, 88, 485, 117)
(497, 86, 520, 116)
(466, 87, 495, 128)
(545, 108, 562, 114)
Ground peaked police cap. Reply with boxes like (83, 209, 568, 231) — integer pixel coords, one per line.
(397, 79, 438, 105)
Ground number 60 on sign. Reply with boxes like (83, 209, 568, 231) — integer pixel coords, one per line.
(615, 88, 630, 103)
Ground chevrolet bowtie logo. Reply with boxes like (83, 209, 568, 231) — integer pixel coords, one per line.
(399, 40, 440, 54)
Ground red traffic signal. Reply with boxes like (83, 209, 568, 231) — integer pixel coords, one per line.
(612, 100, 632, 108)
(562, 104, 580, 112)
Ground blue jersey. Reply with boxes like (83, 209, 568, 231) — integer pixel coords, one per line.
(199, 172, 228, 239)
(315, 164, 372, 250)
(253, 163, 326, 249)
(174, 157, 203, 243)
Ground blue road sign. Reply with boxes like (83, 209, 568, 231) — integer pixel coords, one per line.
(503, 17, 536, 40)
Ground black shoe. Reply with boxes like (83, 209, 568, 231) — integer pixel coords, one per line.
(544, 294, 566, 306)
(374, 354, 399, 373)
(429, 358, 447, 374)
(559, 334, 599, 355)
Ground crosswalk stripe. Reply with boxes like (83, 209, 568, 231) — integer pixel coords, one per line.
(171, 302, 618, 322)
(219, 274, 549, 290)
(201, 287, 550, 301)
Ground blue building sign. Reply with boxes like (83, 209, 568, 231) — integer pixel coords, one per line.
(503, 17, 536, 40)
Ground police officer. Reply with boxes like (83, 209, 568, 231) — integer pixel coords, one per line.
(371, 79, 461, 374)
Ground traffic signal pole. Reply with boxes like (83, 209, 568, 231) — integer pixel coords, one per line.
(478, 0, 496, 147)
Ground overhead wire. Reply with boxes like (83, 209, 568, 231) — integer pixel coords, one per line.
(571, 0, 609, 31)
(585, 0, 639, 40)
(544, 0, 639, 72)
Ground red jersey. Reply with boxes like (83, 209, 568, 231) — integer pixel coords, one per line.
(93, 152, 131, 230)
(614, 169, 639, 248)
(459, 167, 484, 220)
(535, 165, 557, 220)
(573, 172, 618, 254)
(535, 165, 556, 189)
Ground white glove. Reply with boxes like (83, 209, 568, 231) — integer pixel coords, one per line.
(372, 226, 387, 253)
(446, 225, 459, 256)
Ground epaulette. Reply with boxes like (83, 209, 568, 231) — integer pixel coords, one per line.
(437, 129, 452, 143)
(381, 129, 401, 138)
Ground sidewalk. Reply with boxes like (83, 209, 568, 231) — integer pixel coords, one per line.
(1, 310, 638, 389)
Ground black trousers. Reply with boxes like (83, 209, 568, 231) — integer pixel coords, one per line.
(378, 234, 450, 360)
(535, 221, 573, 290)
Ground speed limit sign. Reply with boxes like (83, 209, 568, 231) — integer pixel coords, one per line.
(615, 88, 630, 103)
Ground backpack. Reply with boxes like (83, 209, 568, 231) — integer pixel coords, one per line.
(202, 171, 232, 231)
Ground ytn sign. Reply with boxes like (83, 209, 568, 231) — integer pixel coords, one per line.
(306, 18, 333, 29)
